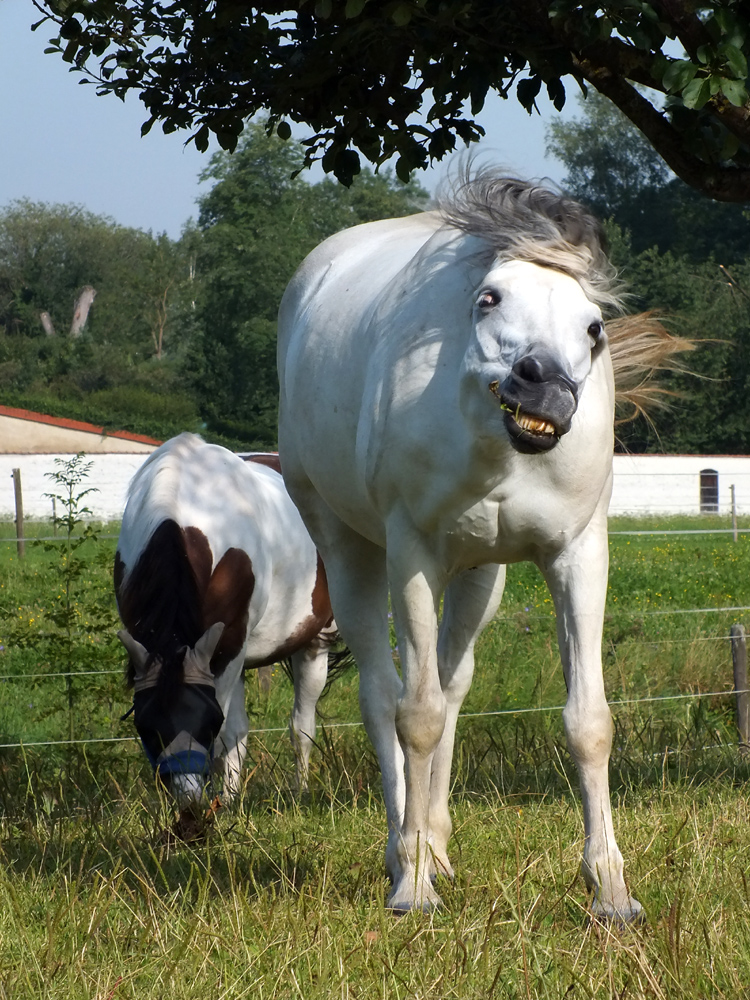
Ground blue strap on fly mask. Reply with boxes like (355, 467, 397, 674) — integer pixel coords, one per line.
(156, 746, 212, 777)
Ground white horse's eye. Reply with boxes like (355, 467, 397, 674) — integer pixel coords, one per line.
(477, 290, 500, 309)
(588, 321, 603, 342)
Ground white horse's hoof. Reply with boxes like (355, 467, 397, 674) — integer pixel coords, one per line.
(428, 845, 454, 882)
(387, 877, 442, 914)
(591, 895, 644, 926)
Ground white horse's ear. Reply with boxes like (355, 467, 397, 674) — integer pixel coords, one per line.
(117, 629, 150, 677)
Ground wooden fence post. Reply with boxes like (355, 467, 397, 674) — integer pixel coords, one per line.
(12, 468, 25, 560)
(731, 484, 738, 542)
(257, 664, 273, 694)
(731, 623, 749, 749)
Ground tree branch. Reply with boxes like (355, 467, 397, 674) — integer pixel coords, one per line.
(575, 60, 750, 201)
(652, 0, 712, 61)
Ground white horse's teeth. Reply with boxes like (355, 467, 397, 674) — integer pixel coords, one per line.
(517, 413, 556, 435)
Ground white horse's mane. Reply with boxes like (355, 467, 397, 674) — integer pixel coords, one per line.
(437, 170, 623, 313)
(437, 170, 696, 417)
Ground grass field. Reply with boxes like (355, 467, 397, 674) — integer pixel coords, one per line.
(2, 515, 750, 998)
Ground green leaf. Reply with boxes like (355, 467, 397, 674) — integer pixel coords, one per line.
(713, 8, 746, 47)
(60, 17, 82, 40)
(62, 38, 80, 63)
(721, 77, 749, 107)
(194, 124, 210, 152)
(516, 76, 542, 112)
(345, 0, 368, 16)
(721, 130, 740, 160)
(391, 3, 412, 27)
(662, 59, 698, 93)
(395, 155, 411, 183)
(722, 43, 748, 80)
(315, 0, 332, 17)
(546, 78, 566, 112)
(681, 77, 712, 110)
(276, 120, 292, 140)
(334, 148, 361, 186)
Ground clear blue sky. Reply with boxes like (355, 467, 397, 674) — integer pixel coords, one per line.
(1, 1, 574, 238)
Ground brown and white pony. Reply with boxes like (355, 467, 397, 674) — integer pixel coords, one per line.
(114, 432, 338, 805)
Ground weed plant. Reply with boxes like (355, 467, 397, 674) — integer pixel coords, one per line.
(1, 514, 750, 997)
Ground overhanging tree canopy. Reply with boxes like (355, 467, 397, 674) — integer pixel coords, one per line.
(35, 1, 750, 200)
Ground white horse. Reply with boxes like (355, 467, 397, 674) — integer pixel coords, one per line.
(115, 432, 338, 804)
(278, 174, 686, 920)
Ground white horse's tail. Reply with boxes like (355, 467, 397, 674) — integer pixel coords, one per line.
(608, 311, 696, 424)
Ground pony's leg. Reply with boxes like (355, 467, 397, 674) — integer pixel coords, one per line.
(214, 656, 248, 804)
(430, 563, 507, 878)
(289, 634, 330, 792)
(542, 517, 641, 923)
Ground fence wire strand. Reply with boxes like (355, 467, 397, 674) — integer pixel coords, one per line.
(1, 687, 746, 750)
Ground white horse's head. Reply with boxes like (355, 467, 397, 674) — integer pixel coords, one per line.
(466, 257, 607, 453)
(440, 174, 620, 454)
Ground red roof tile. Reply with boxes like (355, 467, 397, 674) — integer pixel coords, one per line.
(0, 405, 162, 446)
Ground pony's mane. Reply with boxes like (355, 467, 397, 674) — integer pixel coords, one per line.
(117, 518, 205, 692)
(438, 171, 622, 312)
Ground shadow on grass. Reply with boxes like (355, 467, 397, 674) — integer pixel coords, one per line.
(1, 707, 749, 899)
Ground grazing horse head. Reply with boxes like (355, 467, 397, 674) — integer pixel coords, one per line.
(118, 623, 226, 804)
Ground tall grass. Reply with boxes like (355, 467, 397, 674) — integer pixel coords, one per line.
(2, 516, 750, 998)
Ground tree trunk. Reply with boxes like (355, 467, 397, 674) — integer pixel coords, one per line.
(39, 311, 56, 337)
(70, 285, 97, 337)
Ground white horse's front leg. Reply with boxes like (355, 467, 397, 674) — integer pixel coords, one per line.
(289, 629, 333, 791)
(543, 519, 641, 923)
(430, 563, 507, 878)
(387, 516, 447, 913)
(214, 656, 248, 804)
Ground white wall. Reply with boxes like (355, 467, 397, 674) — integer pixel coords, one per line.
(2, 451, 749, 523)
(610, 454, 750, 516)
(0, 453, 151, 523)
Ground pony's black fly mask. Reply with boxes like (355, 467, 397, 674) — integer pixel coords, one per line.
(124, 632, 226, 783)
(134, 675, 224, 779)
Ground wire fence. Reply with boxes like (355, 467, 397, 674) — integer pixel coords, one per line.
(0, 689, 746, 751)
(0, 608, 747, 750)
(2, 512, 750, 756)
(3, 529, 750, 542)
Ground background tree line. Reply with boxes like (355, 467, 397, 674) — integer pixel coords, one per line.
(2, 111, 750, 453)
(0, 123, 427, 450)
(547, 93, 750, 453)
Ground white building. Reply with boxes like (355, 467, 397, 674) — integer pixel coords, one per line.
(0, 404, 747, 521)
(611, 453, 750, 517)
(0, 405, 160, 522)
